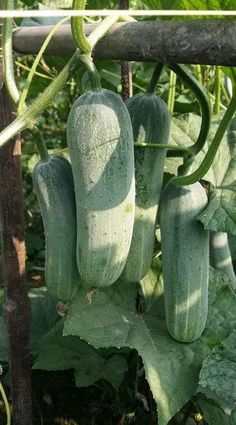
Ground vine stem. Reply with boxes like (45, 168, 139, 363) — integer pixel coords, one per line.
(171, 91, 236, 186)
(0, 49, 81, 146)
(167, 70, 176, 113)
(15, 61, 53, 81)
(2, 0, 20, 104)
(221, 81, 230, 104)
(17, 16, 69, 114)
(79, 54, 101, 90)
(0, 14, 121, 148)
(0, 381, 11, 425)
(30, 127, 49, 161)
(195, 64, 203, 84)
(71, 0, 91, 54)
(88, 15, 119, 50)
(146, 63, 164, 94)
(134, 142, 189, 152)
(214, 66, 221, 115)
(168, 63, 211, 157)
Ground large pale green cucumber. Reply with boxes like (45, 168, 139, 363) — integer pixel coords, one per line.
(33, 156, 80, 301)
(210, 231, 236, 283)
(67, 89, 135, 288)
(160, 182, 209, 343)
(121, 93, 170, 282)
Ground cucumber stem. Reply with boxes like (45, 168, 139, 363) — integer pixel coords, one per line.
(2, 0, 20, 104)
(146, 63, 164, 94)
(168, 64, 211, 156)
(134, 142, 189, 153)
(71, 0, 91, 54)
(79, 54, 101, 90)
(171, 91, 236, 186)
(30, 127, 49, 162)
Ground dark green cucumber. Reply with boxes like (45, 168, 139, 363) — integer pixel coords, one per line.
(33, 155, 80, 301)
(210, 231, 236, 282)
(67, 89, 135, 288)
(121, 93, 170, 282)
(160, 182, 209, 343)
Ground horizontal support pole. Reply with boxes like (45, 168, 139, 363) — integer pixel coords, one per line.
(13, 19, 236, 66)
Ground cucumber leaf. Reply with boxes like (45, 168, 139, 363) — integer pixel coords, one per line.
(33, 320, 128, 389)
(198, 330, 236, 414)
(198, 189, 236, 235)
(63, 269, 236, 425)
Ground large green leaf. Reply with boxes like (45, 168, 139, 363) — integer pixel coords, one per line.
(33, 320, 128, 389)
(198, 189, 236, 235)
(198, 330, 236, 414)
(64, 269, 236, 425)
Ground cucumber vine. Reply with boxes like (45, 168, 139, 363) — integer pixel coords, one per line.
(0, 13, 123, 147)
(71, 0, 91, 54)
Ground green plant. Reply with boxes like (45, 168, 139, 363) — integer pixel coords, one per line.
(159, 182, 209, 343)
(1, 2, 236, 425)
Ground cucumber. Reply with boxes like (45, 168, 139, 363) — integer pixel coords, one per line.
(67, 89, 135, 288)
(160, 182, 209, 343)
(210, 231, 236, 283)
(33, 155, 80, 301)
(121, 93, 170, 282)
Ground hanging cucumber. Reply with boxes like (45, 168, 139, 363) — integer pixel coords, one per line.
(160, 182, 209, 343)
(32, 130, 80, 301)
(210, 231, 236, 283)
(67, 58, 135, 288)
(121, 64, 170, 282)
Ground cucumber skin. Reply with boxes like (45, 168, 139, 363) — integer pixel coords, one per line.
(160, 182, 209, 343)
(121, 93, 170, 282)
(67, 89, 135, 288)
(210, 231, 236, 283)
(33, 156, 80, 301)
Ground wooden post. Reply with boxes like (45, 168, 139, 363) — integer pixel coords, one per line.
(0, 4, 33, 424)
(119, 0, 132, 101)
